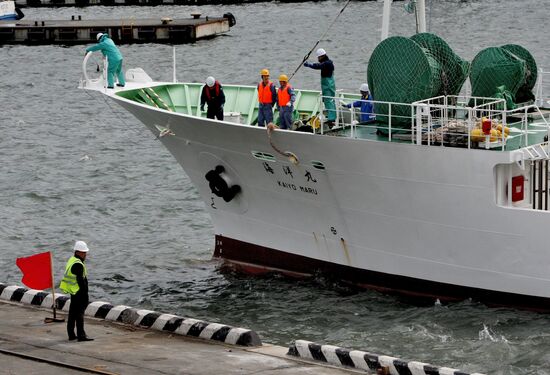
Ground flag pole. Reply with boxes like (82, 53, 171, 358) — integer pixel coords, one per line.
(45, 251, 64, 323)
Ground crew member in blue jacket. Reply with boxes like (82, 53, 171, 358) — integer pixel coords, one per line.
(304, 48, 336, 127)
(344, 83, 375, 123)
(85, 33, 125, 89)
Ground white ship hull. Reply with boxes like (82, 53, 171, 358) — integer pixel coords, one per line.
(111, 91, 550, 311)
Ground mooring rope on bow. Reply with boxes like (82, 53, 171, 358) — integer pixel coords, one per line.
(288, 0, 352, 81)
(145, 87, 173, 112)
(267, 123, 299, 165)
(83, 89, 155, 144)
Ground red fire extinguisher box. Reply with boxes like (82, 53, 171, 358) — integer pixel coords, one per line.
(511, 175, 525, 202)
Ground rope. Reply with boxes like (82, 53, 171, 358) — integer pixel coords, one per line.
(140, 89, 160, 109)
(83, 89, 155, 144)
(145, 87, 173, 112)
(266, 123, 299, 165)
(288, 0, 352, 81)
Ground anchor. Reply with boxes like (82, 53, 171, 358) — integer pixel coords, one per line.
(205, 165, 241, 203)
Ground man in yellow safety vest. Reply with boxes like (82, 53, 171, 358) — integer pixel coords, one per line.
(59, 241, 93, 342)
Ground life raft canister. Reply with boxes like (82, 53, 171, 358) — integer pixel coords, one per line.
(205, 165, 241, 202)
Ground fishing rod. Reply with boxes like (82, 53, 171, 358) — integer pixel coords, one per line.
(288, 0, 352, 81)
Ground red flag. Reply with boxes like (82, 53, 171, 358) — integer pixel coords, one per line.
(16, 251, 53, 290)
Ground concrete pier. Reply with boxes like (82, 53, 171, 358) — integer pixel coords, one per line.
(0, 13, 235, 45)
(0, 301, 358, 374)
(0, 284, 483, 375)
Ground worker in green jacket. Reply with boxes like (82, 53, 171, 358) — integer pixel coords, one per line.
(60, 241, 93, 342)
(304, 48, 337, 127)
(85, 33, 125, 89)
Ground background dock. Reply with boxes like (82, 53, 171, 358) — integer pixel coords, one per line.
(16, 0, 259, 6)
(0, 13, 235, 45)
(14, 0, 322, 7)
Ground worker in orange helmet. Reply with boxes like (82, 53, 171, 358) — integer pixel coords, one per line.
(257, 68, 277, 127)
(276, 74, 296, 130)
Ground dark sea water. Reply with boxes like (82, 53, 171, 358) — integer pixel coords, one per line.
(2, 1, 550, 373)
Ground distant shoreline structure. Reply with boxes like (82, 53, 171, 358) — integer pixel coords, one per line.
(15, 0, 389, 8)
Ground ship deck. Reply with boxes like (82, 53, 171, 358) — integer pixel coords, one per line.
(110, 81, 550, 153)
(328, 116, 549, 152)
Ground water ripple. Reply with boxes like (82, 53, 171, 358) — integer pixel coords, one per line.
(2, 1, 550, 374)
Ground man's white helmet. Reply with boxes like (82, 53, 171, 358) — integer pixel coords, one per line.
(74, 240, 89, 253)
(316, 48, 326, 57)
(206, 76, 215, 87)
(360, 83, 369, 92)
(96, 32, 104, 41)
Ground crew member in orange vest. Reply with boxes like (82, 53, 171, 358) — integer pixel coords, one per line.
(200, 76, 226, 120)
(276, 74, 296, 130)
(257, 69, 277, 127)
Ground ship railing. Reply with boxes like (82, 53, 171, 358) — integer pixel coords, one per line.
(315, 94, 415, 143)
(314, 94, 503, 146)
(313, 93, 550, 153)
(535, 68, 550, 108)
(413, 96, 549, 152)
(79, 51, 109, 92)
(412, 95, 509, 150)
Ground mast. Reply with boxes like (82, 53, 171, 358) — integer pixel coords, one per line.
(381, 0, 427, 41)
(416, 0, 427, 33)
(381, 0, 392, 41)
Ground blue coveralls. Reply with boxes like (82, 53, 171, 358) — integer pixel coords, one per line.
(257, 81, 277, 127)
(86, 35, 125, 88)
(305, 56, 336, 122)
(277, 85, 296, 130)
(346, 93, 375, 123)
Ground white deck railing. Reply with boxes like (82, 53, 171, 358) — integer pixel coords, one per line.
(535, 68, 550, 108)
(313, 93, 549, 154)
(79, 52, 108, 92)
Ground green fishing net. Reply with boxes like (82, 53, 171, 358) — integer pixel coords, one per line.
(501, 44, 537, 103)
(469, 46, 527, 109)
(367, 33, 469, 129)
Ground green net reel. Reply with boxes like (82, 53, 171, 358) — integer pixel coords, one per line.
(367, 34, 468, 130)
(501, 44, 537, 103)
(469, 46, 532, 109)
(410, 33, 470, 96)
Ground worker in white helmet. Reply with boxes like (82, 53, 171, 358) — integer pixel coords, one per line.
(343, 83, 375, 123)
(200, 76, 226, 120)
(59, 241, 93, 341)
(303, 48, 336, 127)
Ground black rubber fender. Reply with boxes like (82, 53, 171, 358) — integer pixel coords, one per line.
(223, 12, 236, 27)
(205, 165, 241, 202)
(15, 8, 24, 20)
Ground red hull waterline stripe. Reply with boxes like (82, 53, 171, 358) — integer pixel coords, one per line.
(288, 340, 483, 375)
(214, 235, 550, 312)
(0, 283, 261, 346)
